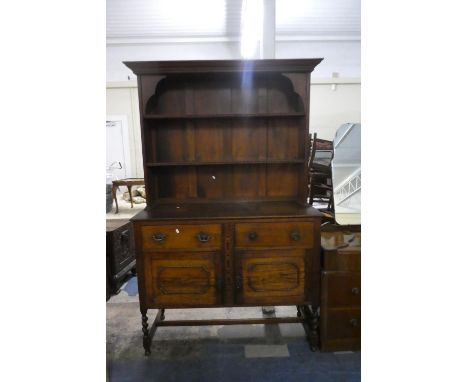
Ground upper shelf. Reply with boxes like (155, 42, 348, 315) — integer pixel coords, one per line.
(143, 112, 306, 120)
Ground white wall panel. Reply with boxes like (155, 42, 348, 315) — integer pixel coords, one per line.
(276, 41, 360, 78)
(107, 42, 241, 82)
(276, 0, 360, 39)
(106, 86, 143, 177)
(309, 82, 361, 140)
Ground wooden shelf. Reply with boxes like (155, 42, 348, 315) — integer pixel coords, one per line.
(143, 112, 305, 120)
(146, 159, 305, 167)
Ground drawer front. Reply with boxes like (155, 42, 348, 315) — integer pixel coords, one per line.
(322, 272, 361, 307)
(323, 249, 360, 271)
(321, 307, 361, 341)
(140, 224, 222, 251)
(143, 252, 222, 307)
(235, 221, 315, 249)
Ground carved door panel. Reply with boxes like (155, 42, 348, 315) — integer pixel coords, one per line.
(235, 250, 306, 305)
(144, 252, 222, 307)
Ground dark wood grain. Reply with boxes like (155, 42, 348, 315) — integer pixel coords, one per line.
(124, 59, 323, 75)
(131, 201, 322, 221)
(235, 250, 306, 305)
(106, 219, 136, 295)
(140, 223, 222, 251)
(143, 251, 223, 306)
(235, 221, 315, 249)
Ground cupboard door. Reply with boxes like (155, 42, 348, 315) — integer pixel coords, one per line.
(144, 252, 222, 307)
(235, 250, 306, 305)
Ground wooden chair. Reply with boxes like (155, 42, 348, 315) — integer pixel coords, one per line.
(308, 133, 334, 215)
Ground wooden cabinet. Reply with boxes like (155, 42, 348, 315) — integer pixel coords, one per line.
(124, 59, 323, 355)
(320, 225, 361, 352)
(106, 219, 136, 298)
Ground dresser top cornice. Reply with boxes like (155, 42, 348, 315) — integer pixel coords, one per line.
(124, 58, 323, 75)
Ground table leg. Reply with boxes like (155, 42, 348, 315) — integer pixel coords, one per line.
(112, 184, 119, 214)
(127, 185, 134, 208)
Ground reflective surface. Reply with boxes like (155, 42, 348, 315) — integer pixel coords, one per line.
(332, 123, 361, 225)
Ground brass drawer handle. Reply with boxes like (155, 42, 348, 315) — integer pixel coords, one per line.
(350, 318, 359, 327)
(290, 230, 301, 241)
(152, 233, 167, 242)
(197, 232, 211, 243)
(351, 287, 360, 295)
(248, 231, 258, 241)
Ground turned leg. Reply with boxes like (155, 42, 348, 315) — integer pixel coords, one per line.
(127, 185, 134, 208)
(300, 305, 320, 352)
(112, 184, 119, 214)
(310, 306, 319, 351)
(296, 305, 302, 317)
(141, 308, 151, 356)
(160, 308, 165, 321)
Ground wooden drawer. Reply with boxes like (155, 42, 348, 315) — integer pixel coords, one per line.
(321, 272, 360, 307)
(321, 307, 361, 341)
(323, 249, 361, 271)
(140, 224, 222, 251)
(235, 221, 315, 249)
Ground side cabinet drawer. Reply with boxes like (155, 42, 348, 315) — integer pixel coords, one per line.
(140, 224, 222, 251)
(321, 308, 361, 341)
(235, 221, 315, 248)
(323, 249, 361, 272)
(321, 272, 361, 307)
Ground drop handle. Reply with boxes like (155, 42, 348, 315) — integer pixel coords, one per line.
(351, 287, 360, 295)
(152, 233, 167, 242)
(197, 232, 211, 243)
(248, 231, 258, 241)
(350, 318, 359, 327)
(290, 230, 301, 241)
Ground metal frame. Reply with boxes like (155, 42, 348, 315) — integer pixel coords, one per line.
(334, 168, 361, 206)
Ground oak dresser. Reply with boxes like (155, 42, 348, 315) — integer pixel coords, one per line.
(124, 59, 324, 355)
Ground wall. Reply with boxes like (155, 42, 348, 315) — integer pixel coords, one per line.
(107, 40, 360, 82)
(106, 78, 360, 178)
(106, 83, 142, 177)
(309, 79, 361, 141)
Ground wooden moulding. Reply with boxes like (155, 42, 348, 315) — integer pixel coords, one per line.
(124, 59, 323, 75)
